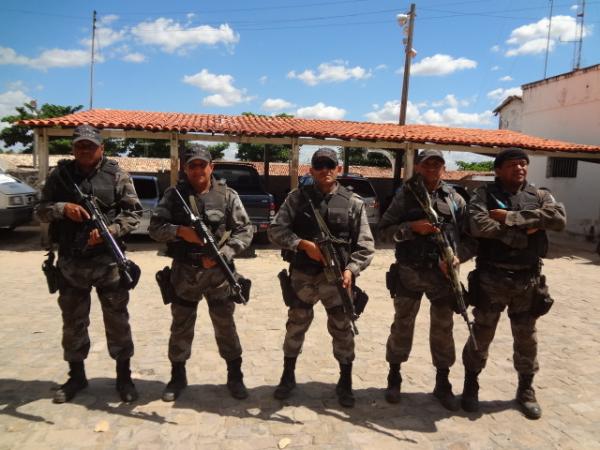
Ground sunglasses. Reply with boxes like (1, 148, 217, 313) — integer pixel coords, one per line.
(312, 159, 337, 170)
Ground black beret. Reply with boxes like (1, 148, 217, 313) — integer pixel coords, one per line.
(494, 148, 530, 168)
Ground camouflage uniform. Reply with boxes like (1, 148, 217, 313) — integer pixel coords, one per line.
(462, 180, 566, 375)
(148, 178, 253, 364)
(35, 157, 142, 362)
(268, 183, 375, 364)
(379, 179, 473, 369)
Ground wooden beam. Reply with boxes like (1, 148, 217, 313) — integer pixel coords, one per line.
(37, 128, 50, 183)
(290, 137, 300, 190)
(169, 133, 179, 187)
(403, 142, 415, 180)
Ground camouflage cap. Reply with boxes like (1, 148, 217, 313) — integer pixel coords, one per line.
(311, 147, 339, 166)
(73, 124, 102, 146)
(185, 145, 212, 164)
(416, 149, 445, 164)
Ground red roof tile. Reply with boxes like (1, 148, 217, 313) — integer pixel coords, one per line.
(20, 109, 600, 154)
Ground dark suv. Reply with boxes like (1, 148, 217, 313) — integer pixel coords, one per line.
(213, 162, 275, 243)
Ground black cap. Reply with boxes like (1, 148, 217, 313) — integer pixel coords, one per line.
(73, 124, 102, 146)
(311, 148, 339, 166)
(185, 145, 212, 164)
(416, 149, 445, 164)
(494, 148, 529, 168)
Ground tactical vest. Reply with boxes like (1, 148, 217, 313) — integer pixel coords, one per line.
(166, 178, 229, 261)
(289, 184, 353, 273)
(50, 158, 119, 257)
(395, 183, 459, 266)
(477, 182, 548, 267)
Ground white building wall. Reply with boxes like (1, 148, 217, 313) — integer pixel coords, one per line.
(502, 66, 600, 236)
(498, 100, 523, 132)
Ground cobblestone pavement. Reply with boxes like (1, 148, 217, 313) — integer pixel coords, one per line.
(1, 229, 599, 449)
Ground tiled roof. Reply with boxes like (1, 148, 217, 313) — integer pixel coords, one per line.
(0, 153, 489, 181)
(20, 109, 600, 154)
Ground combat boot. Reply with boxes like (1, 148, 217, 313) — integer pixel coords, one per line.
(461, 370, 480, 412)
(336, 363, 355, 408)
(226, 357, 248, 400)
(274, 356, 297, 400)
(516, 373, 542, 420)
(53, 361, 88, 403)
(384, 363, 402, 404)
(162, 362, 187, 402)
(433, 368, 460, 411)
(116, 359, 138, 402)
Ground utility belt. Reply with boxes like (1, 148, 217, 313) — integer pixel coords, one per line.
(476, 260, 541, 277)
(58, 244, 110, 259)
(395, 242, 440, 269)
(167, 243, 210, 265)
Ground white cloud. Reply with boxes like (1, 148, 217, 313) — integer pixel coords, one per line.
(259, 75, 268, 85)
(262, 98, 295, 111)
(491, 45, 501, 52)
(0, 89, 32, 131)
(570, 4, 579, 11)
(121, 52, 146, 63)
(375, 64, 388, 71)
(183, 69, 252, 107)
(131, 18, 239, 53)
(295, 102, 346, 120)
(499, 75, 513, 81)
(409, 54, 477, 76)
(81, 18, 126, 49)
(364, 97, 493, 128)
(288, 60, 372, 86)
(0, 46, 91, 70)
(487, 86, 523, 102)
(505, 15, 591, 56)
(491, 65, 500, 71)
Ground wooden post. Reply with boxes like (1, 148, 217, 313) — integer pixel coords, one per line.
(263, 144, 270, 190)
(37, 128, 50, 184)
(403, 142, 415, 180)
(169, 133, 179, 187)
(290, 137, 300, 190)
(343, 147, 350, 175)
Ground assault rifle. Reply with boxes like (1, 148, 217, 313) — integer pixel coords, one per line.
(63, 170, 141, 290)
(301, 190, 361, 335)
(172, 188, 248, 305)
(405, 176, 478, 350)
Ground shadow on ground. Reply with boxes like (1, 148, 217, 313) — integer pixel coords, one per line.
(1, 378, 515, 441)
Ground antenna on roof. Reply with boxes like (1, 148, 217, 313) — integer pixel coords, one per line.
(89, 10, 97, 110)
(543, 0, 554, 79)
(573, 0, 585, 70)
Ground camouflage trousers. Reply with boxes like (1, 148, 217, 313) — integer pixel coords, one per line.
(462, 267, 539, 375)
(168, 260, 242, 363)
(386, 263, 456, 369)
(282, 268, 354, 364)
(57, 255, 133, 362)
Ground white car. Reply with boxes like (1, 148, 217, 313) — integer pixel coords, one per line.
(0, 169, 37, 230)
(131, 175, 161, 234)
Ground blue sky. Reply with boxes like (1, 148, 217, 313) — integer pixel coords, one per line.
(1, 0, 599, 167)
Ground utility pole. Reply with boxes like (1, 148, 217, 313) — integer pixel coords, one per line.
(543, 0, 554, 79)
(573, 0, 585, 70)
(393, 3, 416, 187)
(89, 10, 97, 110)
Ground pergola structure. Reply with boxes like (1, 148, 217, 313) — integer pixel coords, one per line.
(21, 109, 600, 187)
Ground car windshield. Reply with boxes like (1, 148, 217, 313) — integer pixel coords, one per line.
(338, 178, 376, 198)
(213, 167, 262, 192)
(132, 178, 158, 199)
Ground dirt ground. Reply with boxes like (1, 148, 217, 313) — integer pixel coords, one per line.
(0, 226, 599, 449)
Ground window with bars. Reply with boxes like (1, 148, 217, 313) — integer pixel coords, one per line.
(546, 158, 578, 178)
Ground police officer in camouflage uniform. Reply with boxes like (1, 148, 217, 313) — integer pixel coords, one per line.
(148, 146, 254, 402)
(379, 149, 474, 411)
(36, 125, 142, 404)
(461, 148, 566, 419)
(268, 148, 374, 408)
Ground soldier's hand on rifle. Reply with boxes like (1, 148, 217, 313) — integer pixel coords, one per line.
(489, 209, 508, 223)
(64, 203, 90, 223)
(177, 226, 205, 245)
(409, 219, 440, 235)
(298, 239, 325, 263)
(87, 228, 104, 247)
(526, 227, 539, 235)
(439, 256, 460, 278)
(342, 269, 353, 289)
(201, 256, 217, 269)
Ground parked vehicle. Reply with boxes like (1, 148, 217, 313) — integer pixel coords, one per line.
(213, 162, 275, 243)
(0, 169, 37, 230)
(131, 175, 161, 234)
(299, 173, 381, 228)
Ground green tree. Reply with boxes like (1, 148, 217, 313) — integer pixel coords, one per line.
(0, 101, 83, 154)
(456, 160, 494, 171)
(236, 112, 292, 162)
(340, 147, 392, 167)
